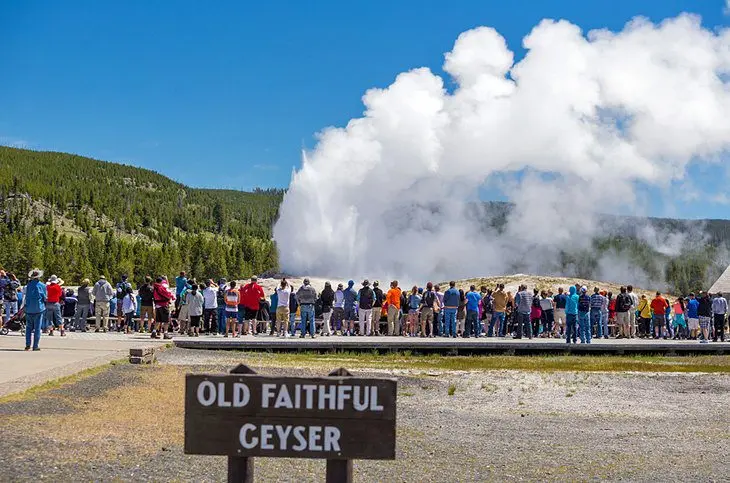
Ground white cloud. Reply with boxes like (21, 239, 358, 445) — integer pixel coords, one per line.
(725, 0, 730, 15)
(274, 14, 730, 281)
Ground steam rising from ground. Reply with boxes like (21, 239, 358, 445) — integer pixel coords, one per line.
(274, 14, 730, 283)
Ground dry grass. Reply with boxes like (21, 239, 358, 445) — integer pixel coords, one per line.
(0, 365, 187, 463)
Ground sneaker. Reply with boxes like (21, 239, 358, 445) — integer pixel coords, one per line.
(33, 347, 40, 351)
(224, 333, 228, 338)
(284, 333, 290, 338)
(24, 346, 30, 351)
(48, 330, 54, 336)
(700, 339, 708, 344)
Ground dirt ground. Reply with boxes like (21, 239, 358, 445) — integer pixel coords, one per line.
(0, 350, 728, 482)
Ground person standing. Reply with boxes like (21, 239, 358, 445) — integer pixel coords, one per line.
(686, 293, 700, 340)
(651, 292, 670, 339)
(288, 287, 299, 336)
(45, 275, 64, 336)
(530, 289, 542, 338)
(74, 279, 93, 332)
(590, 287, 605, 339)
(385, 281, 402, 336)
(442, 281, 460, 338)
(152, 277, 174, 339)
(275, 279, 292, 337)
(407, 287, 421, 337)
(115, 275, 130, 331)
(122, 286, 137, 334)
(297, 278, 317, 338)
(0, 270, 7, 322)
(186, 284, 204, 337)
(564, 286, 579, 344)
(419, 282, 436, 338)
(553, 288, 567, 338)
(202, 279, 219, 335)
(577, 287, 591, 344)
(175, 271, 187, 311)
(224, 281, 239, 337)
(614, 287, 632, 339)
(342, 280, 358, 336)
(539, 290, 554, 338)
(627, 285, 639, 338)
(513, 285, 533, 339)
(711, 292, 727, 342)
(239, 276, 265, 336)
(22, 269, 46, 351)
(216, 278, 228, 335)
(697, 291, 712, 343)
(332, 283, 345, 335)
(464, 285, 482, 338)
(673, 297, 687, 340)
(357, 280, 375, 336)
(481, 288, 494, 338)
(637, 295, 652, 338)
(137, 276, 155, 333)
(600, 290, 610, 339)
(320, 282, 335, 336)
(63, 289, 78, 331)
(92, 275, 114, 332)
(434, 284, 444, 337)
(371, 281, 384, 336)
(491, 284, 507, 337)
(2, 272, 20, 323)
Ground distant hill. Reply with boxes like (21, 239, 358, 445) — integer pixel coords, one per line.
(0, 146, 283, 283)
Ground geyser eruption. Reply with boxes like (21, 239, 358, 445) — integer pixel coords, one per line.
(274, 14, 730, 281)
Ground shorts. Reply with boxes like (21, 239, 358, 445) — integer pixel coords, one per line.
(117, 301, 125, 316)
(244, 307, 258, 320)
(687, 317, 699, 330)
(699, 316, 711, 330)
(141, 306, 154, 320)
(276, 306, 290, 322)
(653, 314, 666, 328)
(155, 307, 170, 324)
(190, 315, 201, 328)
(344, 306, 356, 321)
(616, 312, 630, 326)
(226, 309, 238, 320)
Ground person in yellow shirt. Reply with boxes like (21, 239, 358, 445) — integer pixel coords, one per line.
(636, 294, 652, 338)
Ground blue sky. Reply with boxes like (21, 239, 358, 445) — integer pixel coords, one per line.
(1, 0, 729, 218)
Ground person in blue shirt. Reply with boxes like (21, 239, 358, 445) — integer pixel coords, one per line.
(565, 286, 579, 344)
(577, 286, 592, 344)
(686, 292, 700, 340)
(464, 285, 482, 338)
(442, 281, 460, 338)
(22, 268, 47, 351)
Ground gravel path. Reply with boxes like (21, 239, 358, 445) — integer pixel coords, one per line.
(0, 349, 728, 482)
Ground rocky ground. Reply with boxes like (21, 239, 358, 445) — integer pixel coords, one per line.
(0, 349, 728, 482)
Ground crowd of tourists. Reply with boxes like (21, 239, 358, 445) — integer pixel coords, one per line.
(2, 269, 728, 351)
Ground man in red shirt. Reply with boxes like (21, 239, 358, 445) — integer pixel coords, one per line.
(650, 292, 669, 339)
(45, 275, 65, 336)
(239, 276, 265, 336)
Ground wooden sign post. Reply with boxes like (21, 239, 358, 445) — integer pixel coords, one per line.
(184, 364, 397, 483)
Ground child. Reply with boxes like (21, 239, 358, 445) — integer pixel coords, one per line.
(673, 297, 687, 340)
(407, 287, 421, 337)
(225, 281, 239, 337)
(122, 287, 137, 334)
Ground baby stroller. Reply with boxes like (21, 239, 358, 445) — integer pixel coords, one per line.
(1, 306, 25, 335)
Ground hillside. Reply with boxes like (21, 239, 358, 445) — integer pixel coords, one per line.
(0, 146, 283, 283)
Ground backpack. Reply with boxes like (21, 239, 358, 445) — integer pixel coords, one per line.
(483, 295, 494, 313)
(617, 294, 632, 312)
(422, 290, 435, 309)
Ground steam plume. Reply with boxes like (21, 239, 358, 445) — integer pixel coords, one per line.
(274, 14, 730, 282)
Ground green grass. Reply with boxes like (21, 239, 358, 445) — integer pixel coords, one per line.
(229, 351, 730, 373)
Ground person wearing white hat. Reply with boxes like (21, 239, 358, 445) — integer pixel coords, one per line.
(22, 269, 46, 351)
(44, 275, 65, 336)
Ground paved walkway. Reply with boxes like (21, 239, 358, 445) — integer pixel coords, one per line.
(0, 331, 168, 397)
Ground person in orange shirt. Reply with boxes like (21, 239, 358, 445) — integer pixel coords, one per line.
(650, 291, 669, 339)
(385, 281, 402, 336)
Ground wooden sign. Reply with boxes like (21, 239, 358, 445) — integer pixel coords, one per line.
(184, 370, 397, 461)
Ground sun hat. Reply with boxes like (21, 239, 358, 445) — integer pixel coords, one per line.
(48, 275, 59, 283)
(28, 268, 43, 280)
